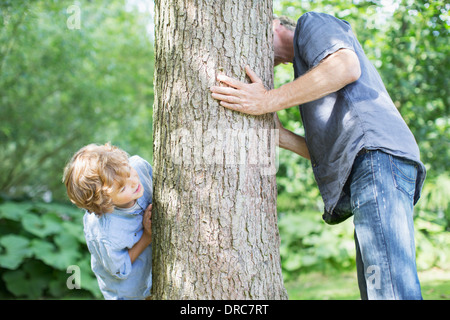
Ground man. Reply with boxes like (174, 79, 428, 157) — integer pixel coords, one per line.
(210, 12, 426, 300)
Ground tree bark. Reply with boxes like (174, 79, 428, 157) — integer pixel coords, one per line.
(152, 0, 287, 300)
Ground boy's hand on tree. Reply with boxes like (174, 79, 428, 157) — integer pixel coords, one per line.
(143, 204, 152, 241)
(128, 204, 153, 264)
(210, 66, 272, 116)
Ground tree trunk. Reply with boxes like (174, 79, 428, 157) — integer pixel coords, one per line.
(152, 0, 287, 300)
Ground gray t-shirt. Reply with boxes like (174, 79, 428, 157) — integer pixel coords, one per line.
(292, 12, 426, 224)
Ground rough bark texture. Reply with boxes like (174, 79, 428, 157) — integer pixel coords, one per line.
(152, 0, 287, 299)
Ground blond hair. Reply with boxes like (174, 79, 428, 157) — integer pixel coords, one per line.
(63, 143, 131, 215)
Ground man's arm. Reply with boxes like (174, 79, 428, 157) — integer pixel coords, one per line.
(210, 48, 361, 115)
(274, 113, 310, 160)
(279, 127, 311, 160)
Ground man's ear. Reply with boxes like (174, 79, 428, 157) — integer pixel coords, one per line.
(272, 19, 282, 32)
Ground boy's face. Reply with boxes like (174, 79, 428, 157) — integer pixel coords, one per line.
(110, 167, 144, 209)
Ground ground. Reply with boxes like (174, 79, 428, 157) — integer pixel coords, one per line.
(285, 268, 450, 300)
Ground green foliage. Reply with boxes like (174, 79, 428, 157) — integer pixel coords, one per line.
(414, 174, 450, 270)
(0, 0, 154, 201)
(278, 211, 355, 280)
(0, 199, 101, 299)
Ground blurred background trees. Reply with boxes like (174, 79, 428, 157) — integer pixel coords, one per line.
(0, 0, 154, 202)
(0, 0, 448, 299)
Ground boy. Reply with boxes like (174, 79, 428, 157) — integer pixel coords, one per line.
(63, 143, 153, 300)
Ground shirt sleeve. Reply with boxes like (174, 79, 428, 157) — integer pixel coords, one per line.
(296, 12, 355, 69)
(98, 239, 133, 280)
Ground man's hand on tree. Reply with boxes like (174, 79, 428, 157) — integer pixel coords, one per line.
(210, 66, 272, 116)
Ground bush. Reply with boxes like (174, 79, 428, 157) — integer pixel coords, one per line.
(278, 209, 356, 281)
(0, 199, 101, 299)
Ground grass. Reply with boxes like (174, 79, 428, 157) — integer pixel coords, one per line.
(285, 268, 450, 300)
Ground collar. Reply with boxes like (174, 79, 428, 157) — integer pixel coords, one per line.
(113, 196, 146, 216)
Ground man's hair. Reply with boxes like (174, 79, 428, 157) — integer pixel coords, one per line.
(274, 15, 297, 31)
(63, 143, 131, 215)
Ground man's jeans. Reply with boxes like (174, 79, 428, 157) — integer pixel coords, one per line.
(347, 150, 422, 300)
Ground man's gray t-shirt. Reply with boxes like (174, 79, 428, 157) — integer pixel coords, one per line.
(292, 12, 426, 224)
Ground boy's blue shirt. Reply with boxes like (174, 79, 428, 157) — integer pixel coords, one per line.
(83, 155, 153, 300)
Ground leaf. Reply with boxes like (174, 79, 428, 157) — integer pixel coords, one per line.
(0, 234, 32, 269)
(34, 202, 83, 220)
(2, 270, 32, 297)
(30, 239, 57, 268)
(2, 260, 52, 299)
(0, 202, 32, 222)
(21, 212, 63, 238)
(30, 235, 81, 270)
(53, 233, 82, 267)
(21, 213, 45, 238)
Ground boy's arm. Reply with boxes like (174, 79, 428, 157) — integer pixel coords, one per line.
(128, 233, 151, 264)
(128, 204, 152, 264)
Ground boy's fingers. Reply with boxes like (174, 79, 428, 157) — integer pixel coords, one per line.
(145, 204, 152, 218)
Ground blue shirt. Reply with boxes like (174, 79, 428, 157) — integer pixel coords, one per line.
(83, 155, 153, 299)
(293, 12, 426, 224)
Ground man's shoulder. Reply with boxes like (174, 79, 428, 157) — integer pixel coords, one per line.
(298, 11, 327, 21)
(297, 11, 348, 28)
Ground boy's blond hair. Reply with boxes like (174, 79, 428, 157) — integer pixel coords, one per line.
(63, 143, 131, 215)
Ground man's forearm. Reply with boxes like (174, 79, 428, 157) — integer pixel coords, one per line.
(268, 49, 361, 113)
(279, 127, 310, 160)
(210, 49, 359, 116)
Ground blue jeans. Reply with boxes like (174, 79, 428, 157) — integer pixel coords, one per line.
(346, 150, 422, 300)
